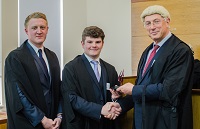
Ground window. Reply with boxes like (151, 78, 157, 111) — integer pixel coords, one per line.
(19, 0, 63, 67)
(0, 0, 2, 106)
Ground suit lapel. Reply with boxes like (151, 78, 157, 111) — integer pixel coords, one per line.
(81, 54, 109, 102)
(44, 48, 52, 82)
(100, 60, 108, 102)
(26, 43, 50, 83)
(18, 41, 47, 111)
(138, 35, 176, 84)
(142, 45, 159, 78)
(137, 45, 153, 84)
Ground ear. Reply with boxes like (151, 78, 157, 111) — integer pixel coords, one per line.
(81, 41, 84, 48)
(165, 18, 170, 28)
(47, 26, 49, 33)
(166, 18, 170, 24)
(102, 41, 104, 47)
(25, 28, 28, 35)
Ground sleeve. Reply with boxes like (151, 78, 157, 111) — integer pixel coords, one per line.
(16, 83, 45, 127)
(159, 46, 194, 105)
(61, 64, 102, 122)
(117, 95, 134, 114)
(57, 102, 62, 114)
(69, 92, 102, 120)
(131, 83, 162, 102)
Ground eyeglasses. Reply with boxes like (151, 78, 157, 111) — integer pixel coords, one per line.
(144, 19, 164, 28)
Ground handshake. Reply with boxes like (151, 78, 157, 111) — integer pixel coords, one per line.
(101, 102, 122, 120)
(100, 82, 134, 120)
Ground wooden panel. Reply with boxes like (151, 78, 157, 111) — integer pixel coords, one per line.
(131, 0, 200, 36)
(192, 90, 200, 129)
(0, 124, 6, 129)
(131, 0, 200, 75)
(131, 0, 157, 3)
(132, 36, 153, 75)
(0, 113, 6, 125)
(0, 112, 6, 129)
(120, 109, 133, 129)
(120, 76, 136, 129)
(176, 34, 200, 59)
(122, 76, 137, 84)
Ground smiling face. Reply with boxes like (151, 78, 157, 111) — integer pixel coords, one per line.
(81, 36, 104, 60)
(25, 18, 48, 48)
(144, 14, 170, 44)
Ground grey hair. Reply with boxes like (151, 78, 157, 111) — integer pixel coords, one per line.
(140, 5, 170, 22)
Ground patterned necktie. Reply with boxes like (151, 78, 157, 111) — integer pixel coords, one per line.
(142, 45, 160, 76)
(38, 49, 50, 81)
(91, 60, 100, 82)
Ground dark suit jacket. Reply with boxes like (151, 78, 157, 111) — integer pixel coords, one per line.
(119, 34, 194, 129)
(61, 54, 120, 129)
(5, 40, 61, 129)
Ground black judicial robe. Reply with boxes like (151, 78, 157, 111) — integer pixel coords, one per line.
(4, 41, 61, 129)
(61, 54, 120, 129)
(193, 59, 200, 89)
(120, 34, 194, 129)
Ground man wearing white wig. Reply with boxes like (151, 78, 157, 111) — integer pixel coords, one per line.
(110, 5, 194, 129)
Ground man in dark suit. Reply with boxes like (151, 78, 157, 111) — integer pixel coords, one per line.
(61, 26, 121, 129)
(5, 12, 62, 129)
(111, 5, 194, 129)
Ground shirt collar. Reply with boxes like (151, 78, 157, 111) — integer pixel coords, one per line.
(84, 53, 100, 64)
(153, 32, 172, 47)
(27, 40, 44, 54)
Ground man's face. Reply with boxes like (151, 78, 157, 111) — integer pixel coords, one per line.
(25, 18, 48, 48)
(144, 14, 170, 43)
(81, 36, 104, 60)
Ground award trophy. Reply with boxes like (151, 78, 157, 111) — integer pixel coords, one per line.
(112, 70, 124, 90)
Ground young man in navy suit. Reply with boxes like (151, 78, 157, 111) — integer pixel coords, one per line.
(5, 12, 62, 129)
(111, 5, 194, 129)
(61, 26, 121, 129)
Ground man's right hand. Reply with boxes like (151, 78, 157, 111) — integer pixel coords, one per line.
(109, 88, 121, 100)
(101, 102, 122, 120)
(41, 116, 54, 129)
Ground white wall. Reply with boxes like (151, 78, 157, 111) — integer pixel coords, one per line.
(0, 0, 2, 105)
(86, 0, 132, 76)
(0, 0, 1, 76)
(63, 0, 87, 66)
(63, 0, 132, 76)
(2, 0, 18, 110)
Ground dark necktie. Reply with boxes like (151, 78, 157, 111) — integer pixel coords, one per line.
(38, 49, 50, 81)
(91, 60, 100, 82)
(142, 45, 160, 76)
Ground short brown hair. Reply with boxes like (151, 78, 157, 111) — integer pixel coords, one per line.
(24, 12, 48, 28)
(82, 26, 105, 42)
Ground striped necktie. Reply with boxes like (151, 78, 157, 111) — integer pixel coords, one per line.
(142, 45, 160, 76)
